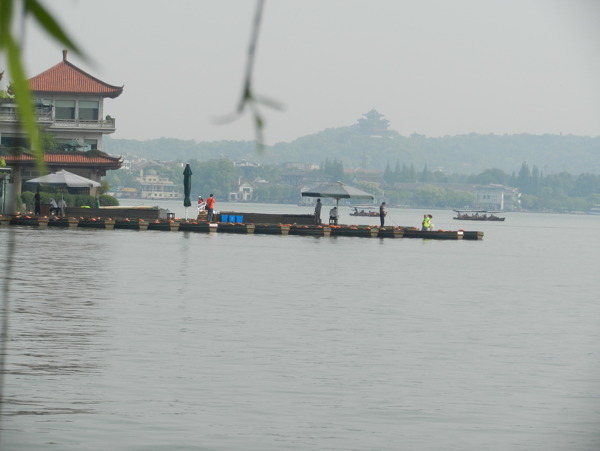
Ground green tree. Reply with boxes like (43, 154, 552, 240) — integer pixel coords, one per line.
(412, 185, 445, 207)
(469, 168, 510, 185)
(383, 162, 394, 185)
(322, 158, 344, 182)
(41, 132, 60, 151)
(419, 165, 432, 183)
(104, 169, 142, 191)
(520, 193, 539, 210)
(517, 162, 532, 193)
(190, 159, 239, 199)
(393, 160, 401, 183)
(253, 183, 295, 203)
(571, 173, 600, 197)
(355, 181, 382, 197)
(400, 163, 417, 183)
(431, 170, 448, 183)
(531, 165, 541, 195)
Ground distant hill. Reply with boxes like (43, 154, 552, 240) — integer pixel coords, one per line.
(104, 126, 600, 175)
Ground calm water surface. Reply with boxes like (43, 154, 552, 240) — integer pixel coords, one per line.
(1, 205, 599, 450)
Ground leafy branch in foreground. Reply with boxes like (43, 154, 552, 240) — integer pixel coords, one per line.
(216, 0, 283, 150)
(0, 0, 84, 438)
(0, 0, 83, 173)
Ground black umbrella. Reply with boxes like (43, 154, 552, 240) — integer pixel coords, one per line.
(183, 163, 192, 218)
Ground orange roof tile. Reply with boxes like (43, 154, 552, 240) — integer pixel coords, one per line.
(28, 51, 123, 98)
(3, 153, 123, 168)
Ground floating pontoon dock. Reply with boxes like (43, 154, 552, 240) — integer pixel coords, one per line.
(1, 212, 483, 240)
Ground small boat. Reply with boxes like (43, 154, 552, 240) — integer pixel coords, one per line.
(350, 207, 385, 217)
(453, 210, 505, 221)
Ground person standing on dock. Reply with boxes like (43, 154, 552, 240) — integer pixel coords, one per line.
(206, 194, 215, 222)
(422, 214, 431, 231)
(314, 199, 322, 224)
(197, 196, 206, 213)
(34, 188, 41, 215)
(58, 197, 67, 217)
(379, 202, 386, 227)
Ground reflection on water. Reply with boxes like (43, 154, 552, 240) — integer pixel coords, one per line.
(2, 228, 113, 424)
(1, 211, 599, 450)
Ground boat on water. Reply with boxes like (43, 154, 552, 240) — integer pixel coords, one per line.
(350, 207, 385, 217)
(589, 204, 600, 215)
(453, 210, 505, 221)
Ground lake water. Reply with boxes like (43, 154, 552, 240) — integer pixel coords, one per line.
(1, 203, 599, 450)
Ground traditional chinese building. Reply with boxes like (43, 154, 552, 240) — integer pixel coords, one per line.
(0, 50, 123, 211)
(356, 109, 391, 137)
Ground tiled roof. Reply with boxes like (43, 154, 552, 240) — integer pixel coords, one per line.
(28, 51, 123, 98)
(3, 153, 123, 168)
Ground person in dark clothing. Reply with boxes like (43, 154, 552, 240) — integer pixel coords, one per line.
(34, 188, 41, 215)
(314, 199, 322, 224)
(379, 202, 386, 227)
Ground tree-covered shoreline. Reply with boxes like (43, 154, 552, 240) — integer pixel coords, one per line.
(104, 127, 600, 177)
(105, 156, 600, 213)
(103, 118, 600, 212)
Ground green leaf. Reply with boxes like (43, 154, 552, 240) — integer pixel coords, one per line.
(0, 0, 14, 45)
(24, 0, 83, 58)
(5, 34, 45, 174)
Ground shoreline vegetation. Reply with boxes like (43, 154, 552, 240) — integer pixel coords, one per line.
(100, 125, 600, 214)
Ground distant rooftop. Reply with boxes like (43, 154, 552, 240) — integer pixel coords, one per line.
(3, 152, 123, 169)
(28, 50, 123, 98)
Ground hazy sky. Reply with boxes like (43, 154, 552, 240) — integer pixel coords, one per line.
(10, 0, 600, 144)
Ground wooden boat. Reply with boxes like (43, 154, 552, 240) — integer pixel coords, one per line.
(453, 210, 505, 221)
(349, 207, 385, 217)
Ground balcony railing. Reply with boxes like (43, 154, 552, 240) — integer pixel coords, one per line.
(50, 118, 116, 129)
(0, 111, 54, 123)
(0, 110, 115, 130)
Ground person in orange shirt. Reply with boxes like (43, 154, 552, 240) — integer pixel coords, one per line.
(206, 194, 215, 221)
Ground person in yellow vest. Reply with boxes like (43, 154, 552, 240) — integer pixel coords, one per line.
(421, 214, 431, 231)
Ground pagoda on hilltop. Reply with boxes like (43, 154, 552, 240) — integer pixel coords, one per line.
(0, 50, 124, 207)
(356, 109, 391, 137)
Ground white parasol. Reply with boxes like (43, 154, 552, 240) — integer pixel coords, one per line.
(26, 170, 101, 188)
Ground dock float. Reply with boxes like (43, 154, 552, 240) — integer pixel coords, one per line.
(403, 229, 464, 239)
(0, 215, 483, 240)
(289, 225, 331, 237)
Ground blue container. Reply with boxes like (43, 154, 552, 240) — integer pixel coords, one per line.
(221, 215, 229, 222)
(236, 215, 243, 223)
